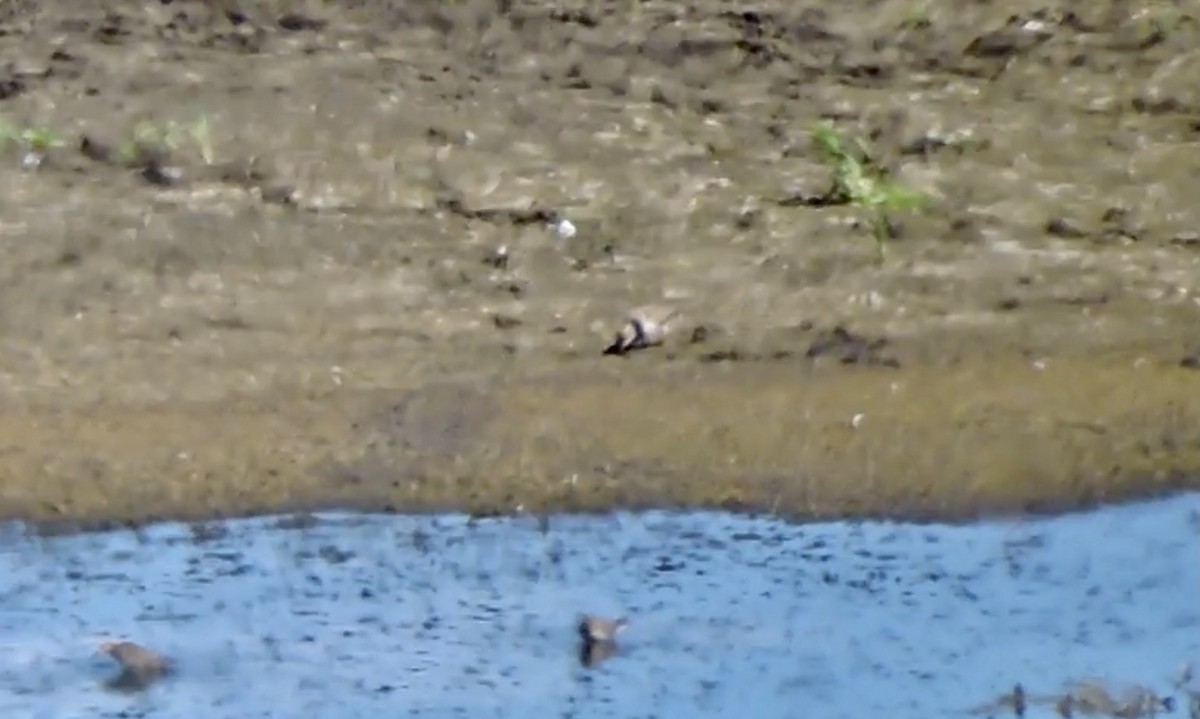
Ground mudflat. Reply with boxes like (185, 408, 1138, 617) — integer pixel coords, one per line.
(0, 0, 1197, 529)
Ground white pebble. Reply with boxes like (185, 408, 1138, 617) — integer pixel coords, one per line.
(554, 218, 577, 240)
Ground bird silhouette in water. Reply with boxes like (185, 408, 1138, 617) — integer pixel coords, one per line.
(98, 641, 171, 691)
(577, 615, 628, 668)
(967, 683, 1027, 718)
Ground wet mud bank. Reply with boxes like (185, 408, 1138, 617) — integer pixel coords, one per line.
(0, 1, 1197, 528)
(2, 356, 1197, 530)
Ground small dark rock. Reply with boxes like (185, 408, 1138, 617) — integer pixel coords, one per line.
(965, 30, 1023, 58)
(278, 14, 326, 32)
(498, 281, 525, 298)
(944, 215, 987, 244)
(1131, 95, 1182, 115)
(56, 249, 82, 266)
(0, 76, 26, 100)
(259, 185, 295, 206)
(806, 325, 899, 367)
(140, 162, 183, 187)
(550, 9, 599, 27)
(1099, 206, 1140, 241)
(698, 349, 748, 363)
(734, 208, 760, 229)
(649, 84, 678, 108)
(1045, 217, 1088, 239)
(483, 246, 509, 269)
(78, 135, 113, 163)
(1170, 232, 1200, 249)
(491, 314, 521, 329)
(965, 19, 1049, 59)
(1057, 292, 1109, 307)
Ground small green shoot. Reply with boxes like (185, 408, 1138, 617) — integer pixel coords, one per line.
(20, 127, 65, 153)
(900, 0, 934, 29)
(0, 120, 65, 152)
(0, 120, 65, 169)
(120, 115, 215, 165)
(811, 121, 926, 262)
(1132, 0, 1186, 37)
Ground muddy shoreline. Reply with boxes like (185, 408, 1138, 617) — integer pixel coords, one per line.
(4, 353, 1197, 532)
(0, 1, 1197, 529)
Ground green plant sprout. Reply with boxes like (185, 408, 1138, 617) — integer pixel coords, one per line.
(0, 120, 65, 169)
(900, 0, 934, 29)
(20, 127, 65, 153)
(0, 121, 65, 153)
(120, 115, 215, 164)
(810, 120, 926, 262)
(1132, 0, 1186, 37)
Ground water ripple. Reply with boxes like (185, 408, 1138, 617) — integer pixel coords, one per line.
(0, 494, 1196, 719)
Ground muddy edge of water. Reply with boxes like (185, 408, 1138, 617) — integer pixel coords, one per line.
(4, 358, 1197, 530)
(0, 1, 1198, 527)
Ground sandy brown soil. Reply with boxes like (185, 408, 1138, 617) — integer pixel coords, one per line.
(0, 0, 1197, 529)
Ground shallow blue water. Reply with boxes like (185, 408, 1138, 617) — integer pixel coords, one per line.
(0, 494, 1196, 719)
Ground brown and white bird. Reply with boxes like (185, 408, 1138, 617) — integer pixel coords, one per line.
(604, 307, 679, 355)
(578, 615, 628, 645)
(99, 641, 171, 682)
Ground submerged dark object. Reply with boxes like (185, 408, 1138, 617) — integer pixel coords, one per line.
(968, 683, 1027, 717)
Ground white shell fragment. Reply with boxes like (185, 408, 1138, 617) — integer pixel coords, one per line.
(554, 218, 576, 240)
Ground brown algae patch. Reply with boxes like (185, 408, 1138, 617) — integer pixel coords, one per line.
(0, 355, 1195, 528)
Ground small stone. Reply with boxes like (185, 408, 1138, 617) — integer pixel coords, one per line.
(554, 218, 577, 240)
(1170, 232, 1200, 248)
(1044, 217, 1088, 239)
(491, 313, 521, 329)
(483, 245, 509, 269)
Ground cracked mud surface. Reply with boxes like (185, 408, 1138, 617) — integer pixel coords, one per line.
(0, 0, 1197, 528)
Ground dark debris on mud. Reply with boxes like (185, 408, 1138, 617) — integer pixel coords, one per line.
(1, 0, 1196, 225)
